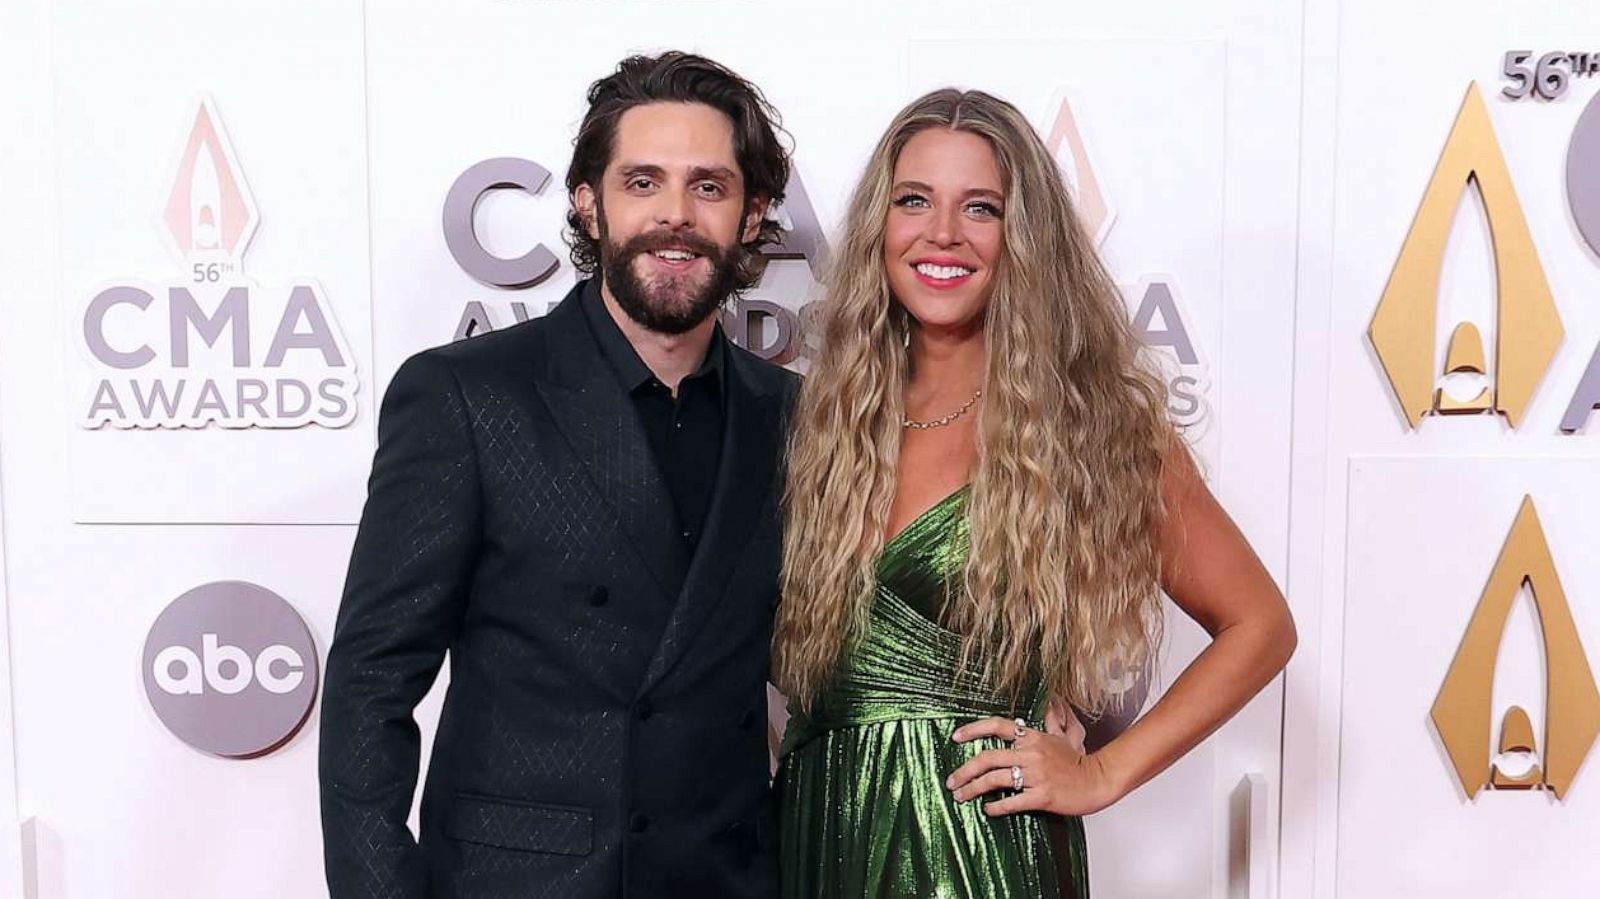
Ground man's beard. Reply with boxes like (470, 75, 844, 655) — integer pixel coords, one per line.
(597, 203, 743, 335)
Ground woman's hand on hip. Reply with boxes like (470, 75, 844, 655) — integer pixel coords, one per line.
(945, 716, 1123, 817)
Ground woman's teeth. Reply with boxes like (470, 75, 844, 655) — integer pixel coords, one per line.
(915, 263, 972, 280)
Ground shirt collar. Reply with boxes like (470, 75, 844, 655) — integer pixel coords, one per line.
(579, 277, 726, 396)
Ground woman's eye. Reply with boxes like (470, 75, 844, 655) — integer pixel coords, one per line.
(892, 194, 929, 209)
(966, 202, 1002, 218)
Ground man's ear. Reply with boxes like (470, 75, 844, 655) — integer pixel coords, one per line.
(574, 184, 599, 240)
(741, 196, 770, 244)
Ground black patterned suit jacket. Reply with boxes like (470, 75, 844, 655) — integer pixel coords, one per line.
(319, 280, 798, 898)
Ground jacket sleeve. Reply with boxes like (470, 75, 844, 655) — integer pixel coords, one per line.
(319, 351, 481, 898)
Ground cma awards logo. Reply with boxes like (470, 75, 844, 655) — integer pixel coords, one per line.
(77, 95, 357, 429)
(1432, 498, 1600, 799)
(1045, 95, 1210, 426)
(141, 581, 320, 758)
(1369, 82, 1600, 431)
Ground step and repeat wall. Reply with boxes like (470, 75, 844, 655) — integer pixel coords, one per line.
(2, 0, 1597, 896)
(1287, 1, 1600, 897)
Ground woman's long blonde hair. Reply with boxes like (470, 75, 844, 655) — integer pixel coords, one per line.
(775, 88, 1173, 715)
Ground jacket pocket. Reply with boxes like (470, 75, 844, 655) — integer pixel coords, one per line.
(447, 793, 594, 856)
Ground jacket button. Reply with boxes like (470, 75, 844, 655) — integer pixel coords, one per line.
(739, 708, 758, 731)
(635, 700, 654, 721)
(629, 813, 651, 834)
(588, 586, 609, 607)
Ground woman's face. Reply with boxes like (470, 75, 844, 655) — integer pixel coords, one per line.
(883, 128, 1007, 336)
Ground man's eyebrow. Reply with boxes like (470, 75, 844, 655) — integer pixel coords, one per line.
(615, 163, 666, 179)
(688, 165, 740, 183)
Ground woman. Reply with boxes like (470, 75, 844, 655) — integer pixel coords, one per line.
(773, 89, 1296, 898)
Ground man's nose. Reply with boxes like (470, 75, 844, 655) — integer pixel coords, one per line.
(655, 186, 695, 230)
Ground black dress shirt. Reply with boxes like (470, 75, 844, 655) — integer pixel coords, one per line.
(580, 278, 726, 561)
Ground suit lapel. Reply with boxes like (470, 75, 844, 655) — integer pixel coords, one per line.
(533, 287, 688, 605)
(639, 351, 781, 694)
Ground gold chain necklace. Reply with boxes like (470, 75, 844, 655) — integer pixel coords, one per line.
(902, 389, 983, 430)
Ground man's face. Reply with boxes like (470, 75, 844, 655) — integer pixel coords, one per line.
(576, 102, 764, 334)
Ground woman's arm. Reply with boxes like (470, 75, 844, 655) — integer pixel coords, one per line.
(947, 444, 1297, 816)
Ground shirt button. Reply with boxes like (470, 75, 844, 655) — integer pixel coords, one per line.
(636, 700, 655, 721)
(674, 421, 683, 429)
(629, 813, 651, 834)
(587, 586, 609, 607)
(681, 530, 692, 541)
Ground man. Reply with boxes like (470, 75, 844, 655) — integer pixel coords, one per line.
(320, 52, 797, 898)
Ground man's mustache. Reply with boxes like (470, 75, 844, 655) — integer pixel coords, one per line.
(617, 229, 725, 261)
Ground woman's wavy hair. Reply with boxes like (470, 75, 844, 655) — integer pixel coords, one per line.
(564, 51, 790, 290)
(775, 88, 1173, 714)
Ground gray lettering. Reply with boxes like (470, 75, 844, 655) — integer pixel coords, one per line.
(755, 170, 831, 285)
(169, 286, 249, 367)
(317, 378, 350, 421)
(1560, 341, 1600, 433)
(735, 298, 799, 364)
(87, 379, 127, 421)
(131, 379, 185, 420)
(1568, 89, 1600, 258)
(1168, 374, 1202, 420)
(1131, 281, 1199, 365)
(236, 379, 269, 420)
(454, 301, 495, 341)
(84, 286, 156, 369)
(192, 379, 229, 420)
(276, 380, 311, 418)
(443, 157, 560, 289)
(264, 286, 344, 367)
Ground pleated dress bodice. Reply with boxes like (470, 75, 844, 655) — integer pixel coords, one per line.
(778, 487, 1088, 899)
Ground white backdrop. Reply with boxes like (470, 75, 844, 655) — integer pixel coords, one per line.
(16, 0, 1600, 897)
(1282, 1, 1600, 897)
(55, 0, 375, 525)
(1340, 460, 1600, 897)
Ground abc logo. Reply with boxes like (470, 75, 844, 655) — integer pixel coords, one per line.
(141, 581, 319, 758)
(153, 634, 305, 696)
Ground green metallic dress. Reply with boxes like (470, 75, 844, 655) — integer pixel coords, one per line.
(778, 486, 1089, 898)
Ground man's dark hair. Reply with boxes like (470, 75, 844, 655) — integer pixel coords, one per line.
(565, 51, 791, 290)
